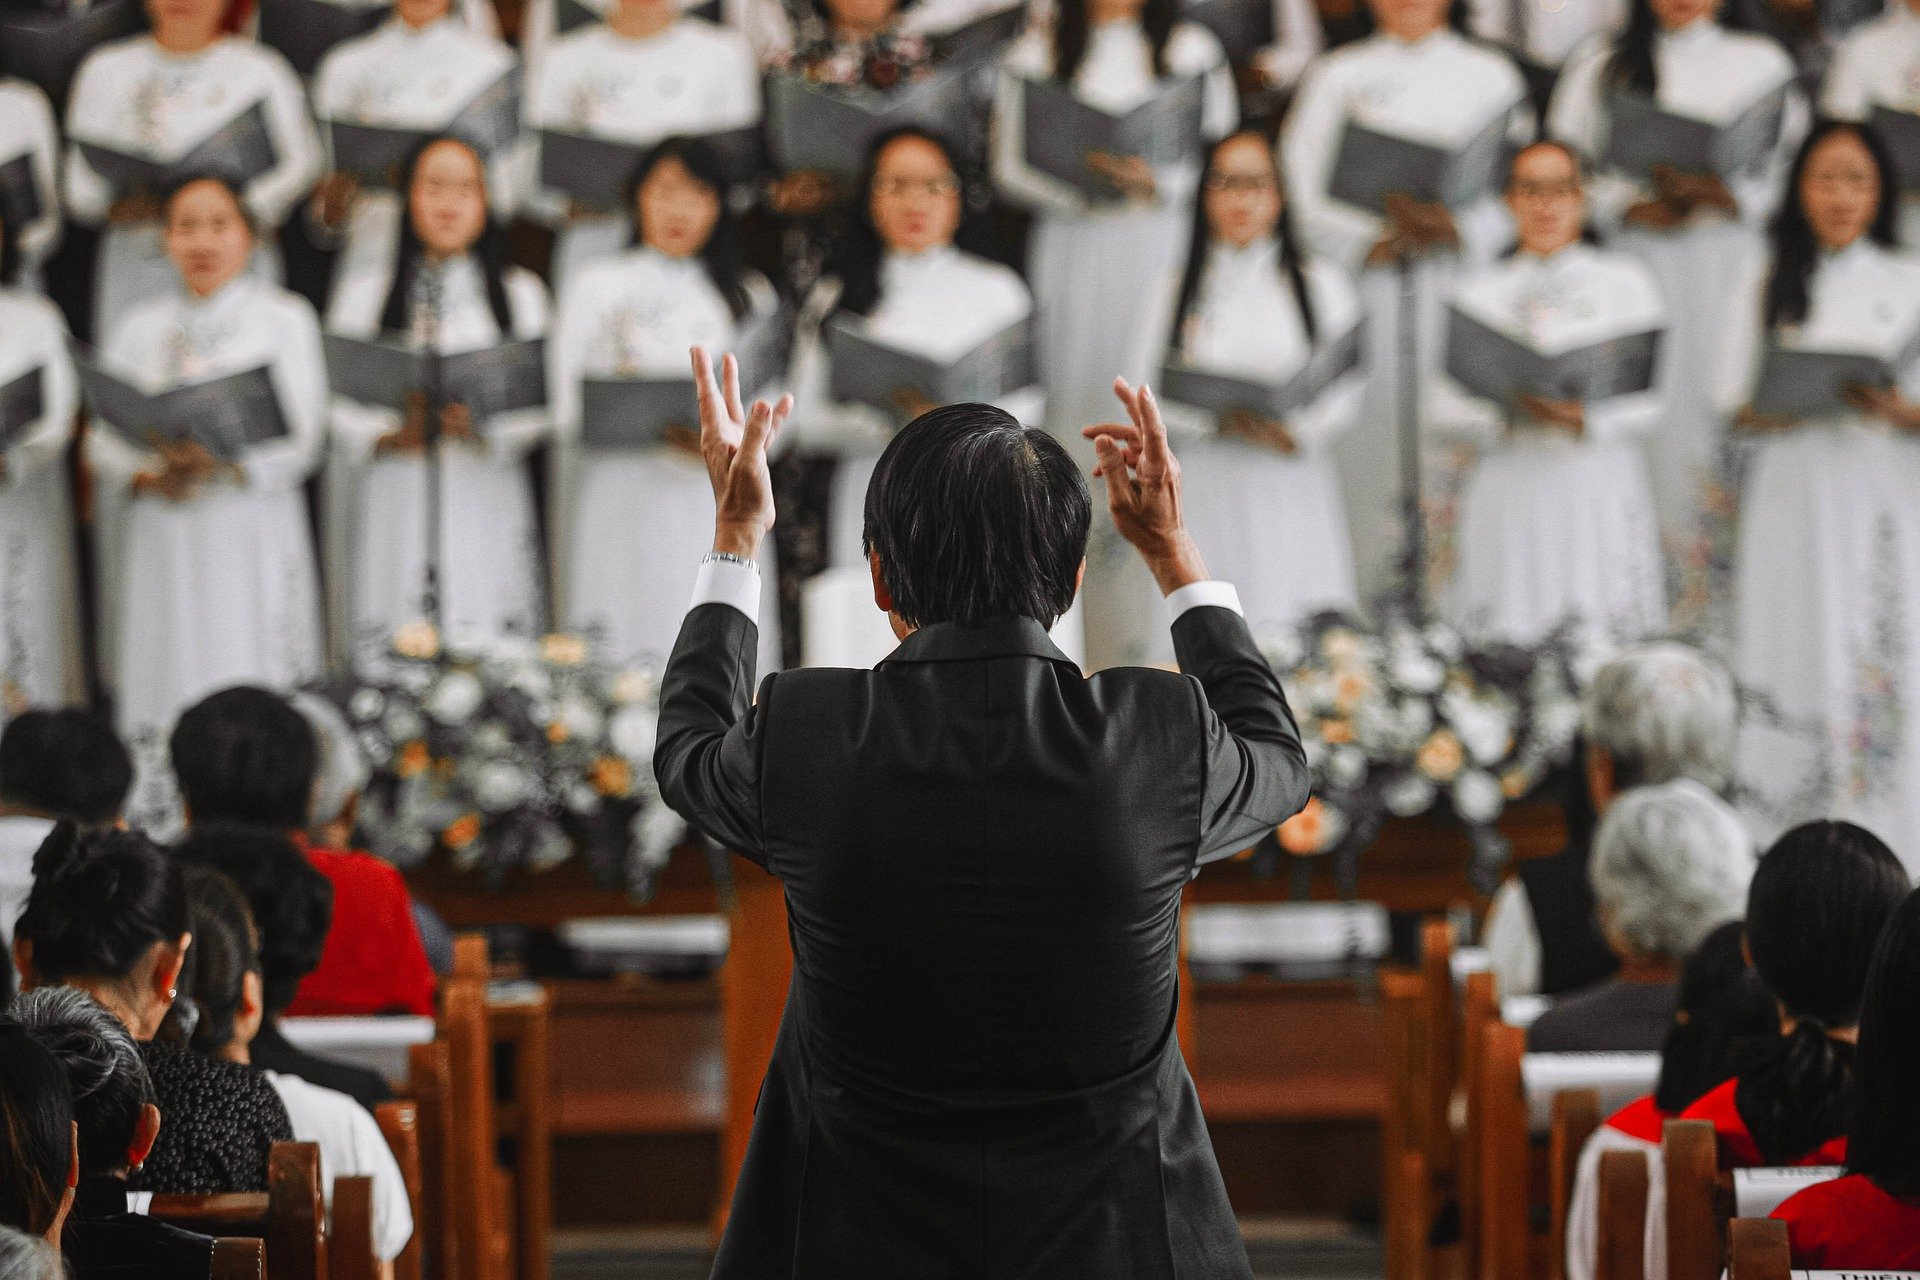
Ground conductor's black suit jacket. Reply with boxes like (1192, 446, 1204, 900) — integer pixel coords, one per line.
(654, 598, 1312, 1279)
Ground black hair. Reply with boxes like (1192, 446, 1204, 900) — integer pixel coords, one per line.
(169, 686, 318, 830)
(1604, 0, 1679, 94)
(627, 136, 752, 320)
(378, 136, 515, 338)
(1170, 128, 1317, 356)
(15, 824, 189, 988)
(0, 710, 133, 826)
(862, 404, 1091, 628)
(831, 125, 965, 319)
(160, 865, 260, 1057)
(1762, 119, 1899, 331)
(0, 210, 19, 289)
(171, 823, 331, 1018)
(161, 172, 255, 232)
(1847, 885, 1920, 1195)
(1736, 821, 1909, 1165)
(1652, 919, 1774, 1114)
(0, 1023, 73, 1238)
(10, 987, 156, 1181)
(1053, 0, 1177, 83)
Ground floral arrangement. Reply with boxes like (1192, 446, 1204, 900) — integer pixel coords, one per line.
(1258, 612, 1612, 893)
(306, 625, 686, 898)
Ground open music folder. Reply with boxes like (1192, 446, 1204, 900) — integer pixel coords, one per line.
(1019, 76, 1205, 203)
(327, 67, 522, 187)
(1328, 112, 1511, 213)
(324, 334, 548, 423)
(577, 311, 790, 448)
(1872, 105, 1920, 195)
(823, 316, 1035, 416)
(0, 367, 45, 452)
(77, 102, 279, 198)
(1603, 83, 1787, 180)
(768, 68, 974, 185)
(1749, 346, 1903, 420)
(539, 124, 764, 209)
(0, 153, 44, 234)
(1444, 309, 1662, 406)
(72, 352, 289, 463)
(1158, 323, 1363, 420)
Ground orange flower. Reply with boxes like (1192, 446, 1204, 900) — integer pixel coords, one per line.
(1279, 797, 1328, 856)
(1320, 717, 1355, 745)
(392, 620, 441, 660)
(547, 720, 570, 744)
(1500, 768, 1532, 799)
(1332, 667, 1372, 711)
(443, 813, 481, 850)
(590, 755, 634, 798)
(397, 740, 431, 778)
(1415, 729, 1465, 782)
(541, 633, 589, 666)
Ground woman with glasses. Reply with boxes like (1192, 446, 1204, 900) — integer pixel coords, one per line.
(1820, 0, 1920, 249)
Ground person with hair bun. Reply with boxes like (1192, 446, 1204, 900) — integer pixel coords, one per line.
(12, 824, 293, 1196)
(0, 1023, 76, 1250)
(1771, 884, 1920, 1268)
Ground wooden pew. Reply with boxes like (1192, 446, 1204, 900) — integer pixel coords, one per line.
(1550, 1089, 1602, 1280)
(331, 1174, 379, 1280)
(150, 1141, 328, 1280)
(1664, 1119, 1724, 1280)
(1725, 1218, 1790, 1280)
(1596, 1148, 1650, 1280)
(210, 1239, 266, 1280)
(1379, 919, 1465, 1280)
(442, 962, 510, 1280)
(376, 1101, 424, 1280)
(406, 1040, 458, 1278)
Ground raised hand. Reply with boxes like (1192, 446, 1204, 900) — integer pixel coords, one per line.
(692, 345, 793, 559)
(1083, 378, 1209, 596)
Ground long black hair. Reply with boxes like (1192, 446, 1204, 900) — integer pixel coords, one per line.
(628, 136, 753, 321)
(831, 125, 965, 319)
(1652, 919, 1774, 1114)
(379, 136, 515, 338)
(159, 865, 260, 1057)
(1604, 0, 1676, 94)
(1736, 821, 1909, 1165)
(172, 822, 332, 1020)
(1847, 885, 1920, 1195)
(1761, 119, 1899, 331)
(1170, 128, 1316, 355)
(15, 824, 189, 988)
(0, 1023, 73, 1239)
(1053, 0, 1177, 83)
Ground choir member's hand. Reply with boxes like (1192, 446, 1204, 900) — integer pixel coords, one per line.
(1659, 169, 1737, 217)
(441, 401, 478, 446)
(1623, 197, 1687, 230)
(377, 394, 431, 454)
(769, 170, 840, 217)
(1402, 200, 1460, 252)
(692, 345, 794, 559)
(1222, 408, 1299, 454)
(1733, 403, 1793, 432)
(1086, 151, 1157, 202)
(312, 172, 361, 229)
(108, 193, 164, 224)
(1844, 384, 1920, 430)
(1085, 378, 1208, 595)
(1515, 394, 1584, 434)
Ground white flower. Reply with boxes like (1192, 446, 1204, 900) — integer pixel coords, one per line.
(1383, 773, 1437, 817)
(1393, 697, 1435, 747)
(473, 723, 512, 756)
(1304, 735, 1330, 770)
(1453, 770, 1504, 823)
(508, 663, 553, 702)
(632, 802, 687, 873)
(608, 668, 655, 706)
(1328, 745, 1367, 789)
(471, 760, 532, 812)
(556, 696, 604, 745)
(566, 782, 600, 814)
(356, 728, 393, 767)
(482, 634, 538, 667)
(1389, 642, 1446, 695)
(383, 704, 425, 742)
(1423, 624, 1465, 662)
(348, 688, 385, 722)
(1534, 697, 1585, 752)
(1258, 627, 1304, 672)
(1443, 689, 1514, 766)
(392, 663, 434, 694)
(426, 671, 485, 725)
(526, 820, 573, 872)
(609, 706, 658, 761)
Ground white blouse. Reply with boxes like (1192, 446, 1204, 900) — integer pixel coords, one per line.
(63, 35, 324, 231)
(1546, 19, 1805, 231)
(1821, 2, 1920, 123)
(0, 78, 62, 271)
(1280, 29, 1532, 271)
(0, 289, 78, 488)
(265, 1071, 414, 1263)
(992, 20, 1239, 216)
(1466, 0, 1628, 70)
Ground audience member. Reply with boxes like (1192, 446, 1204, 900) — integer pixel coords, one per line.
(1484, 642, 1737, 998)
(12, 823, 293, 1195)
(0, 1024, 74, 1249)
(0, 1226, 60, 1280)
(1529, 779, 1753, 1052)
(10, 987, 216, 1280)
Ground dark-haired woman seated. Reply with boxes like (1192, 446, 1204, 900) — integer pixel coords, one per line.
(1771, 884, 1920, 1267)
(12, 824, 294, 1195)
(550, 137, 784, 675)
(325, 138, 552, 665)
(0, 1022, 75, 1251)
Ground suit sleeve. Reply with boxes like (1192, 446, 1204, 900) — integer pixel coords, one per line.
(1173, 604, 1313, 865)
(652, 601, 773, 865)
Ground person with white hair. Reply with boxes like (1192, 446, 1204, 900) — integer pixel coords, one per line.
(1483, 641, 1738, 998)
(1527, 779, 1754, 1051)
(0, 1226, 59, 1280)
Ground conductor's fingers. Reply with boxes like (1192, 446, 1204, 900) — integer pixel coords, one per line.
(691, 346, 721, 434)
(721, 353, 746, 425)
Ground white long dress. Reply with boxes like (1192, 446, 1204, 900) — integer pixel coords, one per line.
(1153, 241, 1364, 659)
(1718, 240, 1920, 876)
(324, 260, 552, 666)
(1821, 2, 1920, 248)
(1281, 28, 1532, 602)
(62, 36, 324, 331)
(548, 248, 782, 674)
(1547, 21, 1805, 603)
(0, 78, 62, 289)
(311, 17, 526, 289)
(0, 289, 81, 708)
(87, 275, 327, 754)
(525, 18, 761, 291)
(1440, 242, 1669, 645)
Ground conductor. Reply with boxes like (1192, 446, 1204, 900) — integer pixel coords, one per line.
(654, 350, 1312, 1278)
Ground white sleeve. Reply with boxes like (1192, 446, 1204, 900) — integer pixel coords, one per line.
(1818, 33, 1873, 120)
(991, 55, 1090, 215)
(15, 88, 63, 267)
(245, 300, 328, 491)
(722, 0, 795, 66)
(1279, 58, 1381, 271)
(690, 553, 762, 619)
(1728, 82, 1806, 230)
(1547, 40, 1639, 231)
(244, 53, 326, 229)
(1254, 0, 1324, 91)
(482, 273, 554, 461)
(1711, 252, 1766, 419)
(1483, 877, 1543, 998)
(5, 309, 76, 487)
(61, 54, 117, 226)
(1164, 579, 1243, 616)
(710, 32, 765, 130)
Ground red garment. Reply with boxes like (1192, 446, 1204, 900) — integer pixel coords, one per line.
(1603, 1094, 1671, 1144)
(284, 838, 436, 1017)
(1678, 1078, 1849, 1170)
(1774, 1174, 1920, 1268)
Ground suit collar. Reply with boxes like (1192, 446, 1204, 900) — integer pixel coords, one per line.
(881, 617, 1074, 667)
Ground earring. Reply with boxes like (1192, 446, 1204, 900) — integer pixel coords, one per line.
(166, 988, 177, 1001)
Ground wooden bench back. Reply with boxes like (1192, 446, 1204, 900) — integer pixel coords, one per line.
(376, 1099, 424, 1280)
(1473, 1020, 1531, 1280)
(209, 1238, 265, 1280)
(1597, 1147, 1650, 1280)
(1550, 1088, 1602, 1280)
(1725, 1218, 1790, 1280)
(330, 1174, 378, 1280)
(150, 1142, 326, 1280)
(1664, 1119, 1725, 1280)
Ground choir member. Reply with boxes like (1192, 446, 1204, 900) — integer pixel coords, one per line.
(1155, 129, 1363, 649)
(1251, 0, 1333, 95)
(0, 210, 82, 710)
(525, 0, 761, 289)
(62, 0, 323, 333)
(764, 0, 940, 70)
(1546, 0, 1805, 587)
(1468, 0, 1627, 101)
(548, 137, 783, 674)
(0, 78, 62, 290)
(1440, 140, 1668, 645)
(1821, 0, 1920, 246)
(1280, 0, 1531, 600)
(324, 138, 552, 665)
(1718, 120, 1920, 871)
(310, 0, 525, 288)
(86, 175, 327, 750)
(788, 127, 1041, 572)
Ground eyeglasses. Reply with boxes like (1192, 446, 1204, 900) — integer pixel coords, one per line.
(1510, 179, 1581, 199)
(874, 175, 960, 198)
(1204, 173, 1279, 194)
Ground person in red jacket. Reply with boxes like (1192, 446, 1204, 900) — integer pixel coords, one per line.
(1773, 885, 1920, 1268)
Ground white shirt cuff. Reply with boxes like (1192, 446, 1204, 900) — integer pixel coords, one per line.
(690, 555, 762, 626)
(1165, 580, 1243, 622)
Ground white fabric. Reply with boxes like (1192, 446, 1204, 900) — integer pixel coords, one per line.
(1164, 579, 1243, 619)
(1439, 242, 1669, 644)
(525, 19, 761, 289)
(1483, 875, 1544, 999)
(1281, 29, 1533, 601)
(1565, 1120, 1662, 1280)
(1821, 2, 1920, 247)
(1254, 0, 1328, 90)
(85, 275, 327, 751)
(0, 79, 62, 285)
(547, 247, 782, 675)
(520, 0, 789, 76)
(323, 259, 552, 667)
(1547, 21, 1806, 576)
(1717, 239, 1920, 876)
(0, 289, 82, 708)
(311, 18, 527, 287)
(1466, 0, 1628, 70)
(691, 554, 763, 622)
(62, 36, 323, 326)
(0, 815, 54, 950)
(264, 1071, 414, 1262)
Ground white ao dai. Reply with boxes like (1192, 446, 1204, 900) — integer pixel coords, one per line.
(0, 289, 81, 708)
(1822, 3, 1920, 248)
(0, 79, 62, 286)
